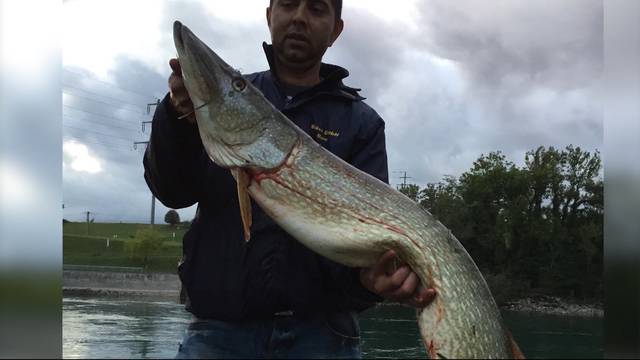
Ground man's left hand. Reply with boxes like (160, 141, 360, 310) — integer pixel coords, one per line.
(360, 250, 436, 308)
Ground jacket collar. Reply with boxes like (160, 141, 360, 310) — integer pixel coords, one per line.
(261, 42, 365, 102)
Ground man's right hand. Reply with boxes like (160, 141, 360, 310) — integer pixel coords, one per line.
(168, 58, 196, 124)
(360, 250, 436, 308)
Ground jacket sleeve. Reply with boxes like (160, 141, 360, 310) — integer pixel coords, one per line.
(349, 115, 389, 184)
(143, 93, 206, 209)
(324, 112, 389, 311)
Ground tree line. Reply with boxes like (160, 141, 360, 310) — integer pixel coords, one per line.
(399, 145, 602, 303)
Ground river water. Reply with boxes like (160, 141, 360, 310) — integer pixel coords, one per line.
(62, 295, 602, 359)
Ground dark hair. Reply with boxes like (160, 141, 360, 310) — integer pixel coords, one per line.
(269, 0, 342, 20)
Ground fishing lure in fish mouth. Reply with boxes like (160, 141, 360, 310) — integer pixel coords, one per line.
(173, 20, 525, 359)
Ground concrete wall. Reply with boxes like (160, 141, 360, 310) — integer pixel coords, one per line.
(63, 270, 180, 295)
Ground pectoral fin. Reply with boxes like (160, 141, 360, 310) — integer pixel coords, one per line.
(231, 168, 252, 242)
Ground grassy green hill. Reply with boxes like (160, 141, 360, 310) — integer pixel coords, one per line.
(63, 222, 188, 240)
(63, 222, 187, 273)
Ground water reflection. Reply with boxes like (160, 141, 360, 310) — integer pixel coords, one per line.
(359, 305, 423, 359)
(63, 297, 189, 359)
(503, 310, 603, 359)
(63, 296, 602, 359)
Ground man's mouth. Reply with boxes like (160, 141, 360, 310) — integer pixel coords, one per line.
(285, 33, 308, 44)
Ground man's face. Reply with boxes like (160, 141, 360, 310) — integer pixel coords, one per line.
(267, 0, 343, 71)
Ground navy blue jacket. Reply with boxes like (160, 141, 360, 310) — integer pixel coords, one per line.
(143, 43, 388, 320)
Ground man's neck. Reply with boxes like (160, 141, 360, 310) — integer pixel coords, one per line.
(274, 59, 322, 87)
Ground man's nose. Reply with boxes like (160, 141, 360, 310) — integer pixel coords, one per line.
(291, 2, 309, 25)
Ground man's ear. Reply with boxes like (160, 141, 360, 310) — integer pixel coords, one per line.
(329, 19, 344, 47)
(266, 6, 272, 28)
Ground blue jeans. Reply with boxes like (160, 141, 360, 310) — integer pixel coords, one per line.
(175, 311, 362, 359)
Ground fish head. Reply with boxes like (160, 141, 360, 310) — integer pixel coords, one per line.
(173, 21, 295, 170)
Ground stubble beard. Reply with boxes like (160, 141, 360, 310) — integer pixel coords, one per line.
(275, 41, 326, 73)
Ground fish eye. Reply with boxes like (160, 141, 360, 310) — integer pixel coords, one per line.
(232, 77, 246, 92)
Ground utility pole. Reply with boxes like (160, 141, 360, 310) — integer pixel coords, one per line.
(133, 140, 153, 226)
(393, 170, 412, 190)
(135, 98, 160, 227)
(141, 99, 156, 132)
(146, 99, 160, 115)
(141, 121, 153, 132)
(150, 192, 156, 227)
(85, 210, 91, 235)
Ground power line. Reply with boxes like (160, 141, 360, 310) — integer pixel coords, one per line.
(64, 134, 124, 147)
(64, 125, 134, 142)
(63, 68, 153, 100)
(63, 114, 139, 132)
(63, 104, 145, 125)
(63, 91, 146, 115)
(64, 125, 135, 142)
(64, 136, 127, 150)
(63, 84, 147, 111)
(64, 137, 129, 150)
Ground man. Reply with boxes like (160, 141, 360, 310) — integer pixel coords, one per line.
(144, 0, 435, 358)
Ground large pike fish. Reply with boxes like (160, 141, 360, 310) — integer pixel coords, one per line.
(172, 20, 524, 359)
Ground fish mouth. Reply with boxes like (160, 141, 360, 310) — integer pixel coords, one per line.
(173, 20, 240, 106)
(174, 20, 239, 77)
(173, 20, 215, 105)
(173, 21, 185, 53)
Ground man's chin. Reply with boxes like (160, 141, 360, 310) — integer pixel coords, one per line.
(283, 47, 309, 59)
(281, 50, 316, 67)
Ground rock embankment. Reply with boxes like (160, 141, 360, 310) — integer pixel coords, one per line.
(502, 296, 603, 317)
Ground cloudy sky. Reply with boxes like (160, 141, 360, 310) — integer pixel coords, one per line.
(61, 0, 602, 224)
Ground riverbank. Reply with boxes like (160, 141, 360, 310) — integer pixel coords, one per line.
(63, 286, 179, 298)
(502, 295, 603, 317)
(63, 269, 603, 317)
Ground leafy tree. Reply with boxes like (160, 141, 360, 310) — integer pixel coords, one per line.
(164, 209, 180, 226)
(413, 145, 602, 301)
(456, 151, 528, 273)
(126, 228, 162, 269)
(398, 183, 421, 202)
(419, 176, 473, 247)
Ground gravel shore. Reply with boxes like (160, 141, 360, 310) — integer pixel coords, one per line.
(501, 296, 603, 317)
